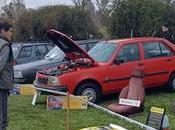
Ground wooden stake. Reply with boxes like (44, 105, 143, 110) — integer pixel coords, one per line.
(66, 92, 70, 130)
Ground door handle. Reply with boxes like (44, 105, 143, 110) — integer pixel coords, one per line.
(166, 59, 172, 62)
(138, 63, 144, 66)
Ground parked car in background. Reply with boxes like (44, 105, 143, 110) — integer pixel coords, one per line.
(12, 42, 55, 65)
(14, 39, 101, 83)
(34, 29, 175, 103)
(77, 39, 101, 51)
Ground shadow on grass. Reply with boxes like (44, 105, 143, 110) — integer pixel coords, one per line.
(145, 85, 170, 95)
(35, 101, 46, 105)
(99, 85, 172, 106)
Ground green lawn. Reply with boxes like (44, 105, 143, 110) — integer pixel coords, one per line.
(8, 88, 175, 130)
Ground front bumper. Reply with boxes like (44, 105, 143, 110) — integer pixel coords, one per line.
(33, 80, 68, 92)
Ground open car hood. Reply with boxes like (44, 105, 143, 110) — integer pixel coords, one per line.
(47, 29, 95, 64)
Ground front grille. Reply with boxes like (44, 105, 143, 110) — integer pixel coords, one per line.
(38, 78, 48, 84)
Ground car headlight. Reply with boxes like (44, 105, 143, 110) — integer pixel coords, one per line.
(14, 70, 23, 78)
(47, 76, 60, 86)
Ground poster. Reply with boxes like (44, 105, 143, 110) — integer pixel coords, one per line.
(47, 95, 88, 110)
(80, 124, 127, 130)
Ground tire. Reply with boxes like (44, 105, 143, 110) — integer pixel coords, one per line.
(168, 73, 175, 92)
(75, 82, 101, 103)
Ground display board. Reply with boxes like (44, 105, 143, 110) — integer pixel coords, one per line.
(47, 95, 88, 110)
(20, 85, 36, 95)
(146, 106, 165, 130)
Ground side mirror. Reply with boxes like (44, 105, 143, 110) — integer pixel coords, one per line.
(114, 58, 124, 64)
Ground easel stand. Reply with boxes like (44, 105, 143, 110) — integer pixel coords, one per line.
(31, 86, 157, 130)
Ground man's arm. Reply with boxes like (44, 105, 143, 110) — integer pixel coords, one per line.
(0, 45, 10, 73)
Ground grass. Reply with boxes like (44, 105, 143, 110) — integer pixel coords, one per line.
(8, 87, 175, 130)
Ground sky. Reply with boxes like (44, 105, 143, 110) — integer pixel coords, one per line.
(25, 0, 73, 9)
(1, 0, 73, 9)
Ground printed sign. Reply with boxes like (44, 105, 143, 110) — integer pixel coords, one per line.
(146, 106, 165, 130)
(20, 85, 36, 95)
(80, 124, 127, 130)
(119, 98, 141, 107)
(47, 95, 88, 110)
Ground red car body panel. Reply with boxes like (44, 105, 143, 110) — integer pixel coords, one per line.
(35, 29, 175, 99)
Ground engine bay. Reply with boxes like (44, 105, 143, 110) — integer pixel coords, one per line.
(38, 58, 93, 76)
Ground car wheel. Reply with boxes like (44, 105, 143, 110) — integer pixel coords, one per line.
(75, 82, 101, 103)
(168, 73, 175, 92)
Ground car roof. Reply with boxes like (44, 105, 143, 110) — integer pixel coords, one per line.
(76, 39, 101, 44)
(13, 42, 53, 46)
(107, 37, 166, 44)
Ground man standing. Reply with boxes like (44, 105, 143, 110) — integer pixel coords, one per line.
(161, 24, 175, 44)
(0, 19, 14, 130)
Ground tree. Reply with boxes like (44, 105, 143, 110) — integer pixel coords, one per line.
(0, 0, 7, 16)
(109, 0, 175, 38)
(1, 0, 26, 18)
(13, 5, 100, 41)
(72, 0, 94, 10)
(95, 0, 110, 14)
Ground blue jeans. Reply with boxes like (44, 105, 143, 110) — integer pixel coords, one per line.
(0, 90, 9, 130)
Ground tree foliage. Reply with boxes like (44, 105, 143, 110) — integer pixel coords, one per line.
(13, 5, 99, 41)
(1, 0, 25, 18)
(3, 0, 175, 41)
(109, 0, 175, 38)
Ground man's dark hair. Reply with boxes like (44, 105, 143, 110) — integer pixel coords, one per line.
(163, 23, 169, 28)
(0, 21, 12, 32)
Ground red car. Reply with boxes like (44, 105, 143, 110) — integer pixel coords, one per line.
(34, 29, 175, 102)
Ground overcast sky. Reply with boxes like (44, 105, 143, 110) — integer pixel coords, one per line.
(25, 0, 73, 8)
(1, 0, 73, 9)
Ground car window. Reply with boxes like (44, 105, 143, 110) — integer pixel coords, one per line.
(79, 42, 97, 51)
(12, 45, 20, 58)
(79, 44, 86, 51)
(88, 42, 117, 62)
(117, 43, 140, 62)
(160, 43, 172, 56)
(143, 42, 172, 59)
(88, 42, 96, 50)
(35, 45, 48, 57)
(47, 44, 54, 51)
(18, 46, 33, 58)
(45, 46, 65, 61)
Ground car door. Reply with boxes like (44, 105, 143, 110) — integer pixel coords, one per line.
(16, 45, 34, 64)
(107, 43, 142, 92)
(142, 41, 174, 88)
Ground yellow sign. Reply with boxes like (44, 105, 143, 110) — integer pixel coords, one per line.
(150, 107, 165, 114)
(20, 85, 36, 95)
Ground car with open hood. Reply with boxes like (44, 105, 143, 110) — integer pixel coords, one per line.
(14, 39, 100, 84)
(34, 29, 175, 103)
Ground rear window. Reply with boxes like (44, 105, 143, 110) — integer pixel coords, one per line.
(35, 45, 47, 57)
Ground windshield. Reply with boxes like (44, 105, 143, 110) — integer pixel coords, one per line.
(45, 46, 65, 61)
(12, 45, 20, 58)
(88, 42, 118, 62)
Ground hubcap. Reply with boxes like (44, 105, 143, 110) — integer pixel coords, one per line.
(82, 88, 96, 102)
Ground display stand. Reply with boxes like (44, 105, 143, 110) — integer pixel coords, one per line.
(30, 86, 156, 130)
(146, 106, 166, 130)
